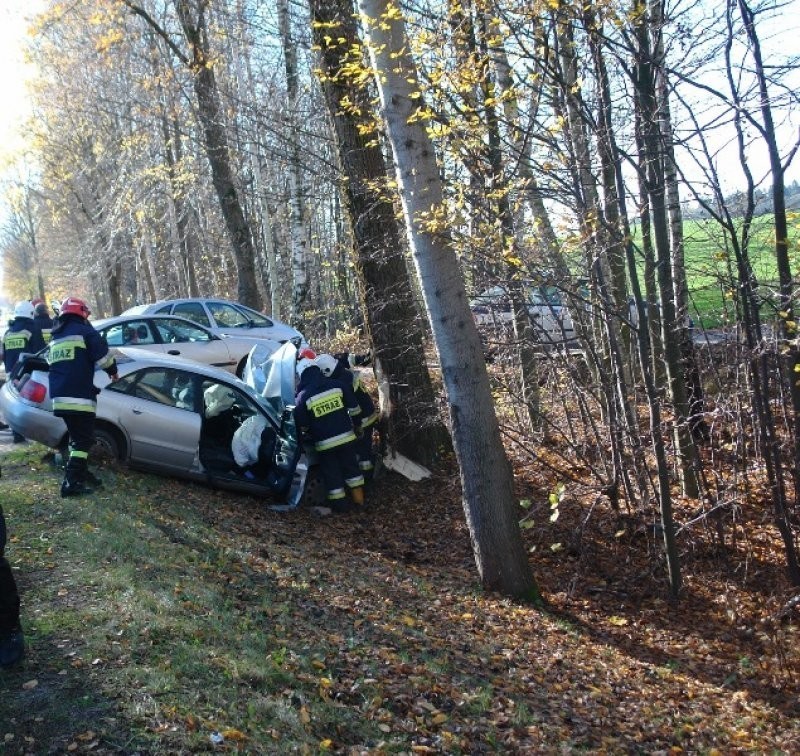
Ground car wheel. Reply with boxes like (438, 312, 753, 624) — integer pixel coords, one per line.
(93, 426, 124, 461)
(300, 466, 327, 507)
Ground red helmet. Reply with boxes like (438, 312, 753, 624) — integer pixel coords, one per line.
(60, 296, 91, 318)
(31, 298, 44, 307)
(298, 347, 316, 360)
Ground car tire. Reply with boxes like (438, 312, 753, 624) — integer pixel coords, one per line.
(93, 426, 124, 461)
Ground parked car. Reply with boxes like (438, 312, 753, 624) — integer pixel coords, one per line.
(469, 284, 577, 343)
(92, 314, 279, 377)
(123, 298, 305, 345)
(0, 345, 321, 508)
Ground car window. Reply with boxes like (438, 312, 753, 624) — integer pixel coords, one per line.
(173, 303, 211, 328)
(155, 319, 212, 344)
(207, 302, 251, 328)
(234, 304, 274, 328)
(154, 304, 172, 315)
(112, 368, 196, 410)
(101, 325, 125, 347)
(101, 321, 155, 346)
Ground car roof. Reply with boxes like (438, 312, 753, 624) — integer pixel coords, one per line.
(114, 347, 238, 380)
(94, 314, 213, 331)
(125, 298, 244, 310)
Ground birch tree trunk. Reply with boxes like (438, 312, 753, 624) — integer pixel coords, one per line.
(311, 0, 450, 465)
(358, 0, 538, 599)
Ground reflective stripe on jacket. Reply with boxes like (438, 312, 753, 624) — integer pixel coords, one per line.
(48, 315, 117, 414)
(2, 318, 46, 373)
(294, 366, 359, 452)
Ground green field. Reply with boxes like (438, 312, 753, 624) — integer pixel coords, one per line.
(635, 214, 800, 329)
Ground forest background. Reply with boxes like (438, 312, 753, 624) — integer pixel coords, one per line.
(0, 0, 799, 735)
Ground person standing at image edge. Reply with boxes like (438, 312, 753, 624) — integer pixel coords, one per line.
(48, 297, 118, 498)
(0, 504, 24, 667)
(2, 300, 47, 443)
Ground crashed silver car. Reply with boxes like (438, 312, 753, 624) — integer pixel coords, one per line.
(0, 343, 319, 507)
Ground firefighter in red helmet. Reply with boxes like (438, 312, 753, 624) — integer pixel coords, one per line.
(48, 297, 119, 497)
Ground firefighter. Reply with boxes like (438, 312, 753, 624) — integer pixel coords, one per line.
(2, 300, 46, 374)
(2, 301, 47, 443)
(48, 296, 119, 498)
(294, 357, 365, 511)
(0, 504, 24, 667)
(317, 352, 379, 481)
(32, 299, 55, 344)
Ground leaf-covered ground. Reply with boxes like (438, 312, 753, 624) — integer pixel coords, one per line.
(0, 439, 798, 754)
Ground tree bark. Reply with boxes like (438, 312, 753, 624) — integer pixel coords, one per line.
(358, 0, 539, 599)
(311, 0, 450, 465)
(278, 0, 309, 322)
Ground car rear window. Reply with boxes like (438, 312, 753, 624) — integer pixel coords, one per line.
(172, 303, 211, 328)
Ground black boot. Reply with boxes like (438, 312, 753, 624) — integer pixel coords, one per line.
(61, 457, 94, 498)
(85, 469, 104, 488)
(61, 480, 94, 498)
(0, 625, 24, 667)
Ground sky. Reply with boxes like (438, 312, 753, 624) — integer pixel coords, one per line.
(0, 3, 39, 161)
(0, 2, 42, 304)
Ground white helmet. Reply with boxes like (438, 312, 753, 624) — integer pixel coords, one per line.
(14, 300, 35, 319)
(315, 354, 338, 377)
(296, 357, 316, 378)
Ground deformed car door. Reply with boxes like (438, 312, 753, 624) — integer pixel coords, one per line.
(105, 367, 201, 471)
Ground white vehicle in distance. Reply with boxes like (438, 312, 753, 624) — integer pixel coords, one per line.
(469, 284, 577, 344)
(124, 298, 305, 345)
(93, 314, 279, 377)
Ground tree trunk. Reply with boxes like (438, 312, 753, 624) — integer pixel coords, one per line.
(634, 12, 700, 499)
(311, 0, 450, 465)
(359, 0, 539, 599)
(278, 0, 309, 324)
(170, 0, 260, 308)
(737, 0, 800, 583)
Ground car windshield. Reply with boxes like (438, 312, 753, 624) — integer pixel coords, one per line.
(155, 319, 211, 343)
(207, 302, 252, 328)
(233, 304, 273, 327)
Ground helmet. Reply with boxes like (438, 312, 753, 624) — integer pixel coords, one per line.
(31, 298, 44, 307)
(14, 300, 35, 319)
(315, 354, 338, 377)
(34, 302, 48, 317)
(296, 357, 316, 378)
(60, 296, 91, 318)
(298, 347, 317, 361)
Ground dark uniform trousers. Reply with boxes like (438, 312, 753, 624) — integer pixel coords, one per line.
(318, 443, 364, 501)
(0, 506, 21, 635)
(59, 412, 97, 485)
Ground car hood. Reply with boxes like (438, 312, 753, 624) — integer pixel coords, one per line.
(219, 323, 303, 343)
(242, 341, 297, 415)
